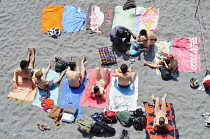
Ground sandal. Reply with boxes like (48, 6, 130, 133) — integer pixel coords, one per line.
(42, 125, 50, 130)
(37, 124, 44, 131)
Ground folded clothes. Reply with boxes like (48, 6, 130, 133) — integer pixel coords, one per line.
(64, 106, 78, 115)
(61, 113, 75, 123)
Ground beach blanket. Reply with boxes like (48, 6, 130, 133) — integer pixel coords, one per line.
(41, 5, 64, 33)
(86, 4, 116, 36)
(32, 69, 60, 108)
(109, 76, 138, 111)
(80, 69, 114, 108)
(112, 6, 135, 35)
(7, 69, 37, 102)
(144, 102, 179, 139)
(58, 76, 87, 117)
(135, 7, 159, 36)
(62, 5, 86, 33)
(172, 37, 200, 73)
(98, 46, 117, 65)
(154, 40, 172, 77)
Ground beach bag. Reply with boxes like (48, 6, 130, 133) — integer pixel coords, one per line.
(117, 111, 133, 127)
(55, 59, 68, 73)
(132, 108, 146, 130)
(91, 121, 116, 136)
(103, 111, 117, 123)
(76, 117, 93, 134)
(160, 59, 171, 80)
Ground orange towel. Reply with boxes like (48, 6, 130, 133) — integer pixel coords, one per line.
(41, 5, 64, 33)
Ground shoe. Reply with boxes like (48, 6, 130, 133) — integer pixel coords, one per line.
(37, 124, 44, 131)
(124, 130, 129, 139)
(120, 129, 126, 139)
(42, 125, 50, 130)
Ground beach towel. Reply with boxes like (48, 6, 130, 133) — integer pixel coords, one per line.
(80, 69, 114, 109)
(7, 69, 37, 102)
(98, 46, 117, 65)
(172, 37, 200, 73)
(112, 6, 136, 35)
(86, 4, 116, 36)
(41, 5, 64, 33)
(62, 5, 86, 33)
(154, 40, 172, 77)
(109, 76, 138, 111)
(32, 69, 60, 108)
(135, 7, 159, 36)
(58, 76, 87, 117)
(144, 102, 179, 139)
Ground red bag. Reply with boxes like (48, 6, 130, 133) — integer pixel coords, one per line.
(103, 111, 117, 123)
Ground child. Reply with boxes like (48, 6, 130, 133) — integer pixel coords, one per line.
(35, 61, 66, 91)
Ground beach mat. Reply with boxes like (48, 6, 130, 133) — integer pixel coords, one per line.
(112, 6, 135, 34)
(32, 69, 60, 108)
(7, 69, 37, 103)
(41, 5, 64, 33)
(62, 5, 86, 33)
(58, 76, 87, 117)
(172, 37, 200, 73)
(80, 68, 114, 109)
(109, 76, 138, 111)
(144, 102, 179, 139)
(98, 46, 117, 65)
(154, 40, 172, 77)
(86, 3, 116, 36)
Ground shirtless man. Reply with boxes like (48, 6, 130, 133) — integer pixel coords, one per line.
(14, 48, 36, 89)
(112, 64, 136, 87)
(35, 61, 66, 91)
(89, 67, 109, 100)
(135, 29, 157, 51)
(66, 57, 86, 89)
(151, 94, 168, 130)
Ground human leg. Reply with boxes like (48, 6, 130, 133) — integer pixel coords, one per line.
(151, 94, 160, 116)
(28, 48, 36, 69)
(161, 94, 167, 113)
(102, 68, 109, 85)
(131, 72, 136, 81)
(80, 57, 86, 84)
(25, 48, 31, 62)
(142, 61, 162, 69)
(41, 61, 51, 80)
(95, 67, 101, 83)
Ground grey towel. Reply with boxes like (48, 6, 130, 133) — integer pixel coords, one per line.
(64, 106, 78, 115)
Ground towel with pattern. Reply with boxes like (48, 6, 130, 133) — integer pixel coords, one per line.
(144, 102, 179, 139)
(98, 46, 117, 65)
(80, 68, 114, 109)
(109, 76, 138, 111)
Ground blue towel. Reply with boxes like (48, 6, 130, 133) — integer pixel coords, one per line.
(32, 69, 60, 108)
(58, 76, 87, 117)
(62, 5, 86, 33)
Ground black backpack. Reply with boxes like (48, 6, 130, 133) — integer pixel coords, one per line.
(132, 108, 146, 131)
(91, 121, 116, 136)
(160, 59, 172, 80)
(55, 59, 68, 73)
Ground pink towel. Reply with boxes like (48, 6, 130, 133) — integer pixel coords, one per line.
(80, 68, 114, 108)
(172, 37, 200, 73)
(89, 6, 104, 33)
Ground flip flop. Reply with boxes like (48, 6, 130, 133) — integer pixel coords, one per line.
(42, 125, 50, 130)
(37, 124, 44, 131)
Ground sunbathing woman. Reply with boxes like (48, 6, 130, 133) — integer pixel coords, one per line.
(90, 67, 110, 100)
(35, 61, 66, 91)
(151, 94, 168, 130)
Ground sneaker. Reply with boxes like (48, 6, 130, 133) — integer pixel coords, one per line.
(124, 130, 129, 139)
(120, 129, 126, 139)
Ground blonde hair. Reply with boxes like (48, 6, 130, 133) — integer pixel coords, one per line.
(35, 71, 43, 79)
(167, 54, 176, 61)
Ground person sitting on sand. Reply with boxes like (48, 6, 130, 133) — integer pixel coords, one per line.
(14, 48, 36, 89)
(135, 29, 157, 51)
(35, 61, 66, 91)
(112, 64, 136, 87)
(143, 52, 178, 73)
(90, 67, 110, 100)
(66, 57, 86, 89)
(151, 94, 168, 130)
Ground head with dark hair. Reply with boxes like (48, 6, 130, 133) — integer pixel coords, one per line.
(116, 28, 128, 38)
(159, 117, 165, 126)
(93, 86, 100, 94)
(140, 29, 147, 36)
(20, 60, 29, 69)
(69, 62, 76, 70)
(120, 64, 128, 74)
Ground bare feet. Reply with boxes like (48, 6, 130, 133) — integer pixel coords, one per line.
(82, 56, 86, 63)
(71, 57, 74, 62)
(162, 93, 167, 100)
(32, 48, 36, 54)
(27, 48, 31, 56)
(151, 94, 156, 102)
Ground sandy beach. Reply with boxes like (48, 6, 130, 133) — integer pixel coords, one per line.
(1, 0, 210, 138)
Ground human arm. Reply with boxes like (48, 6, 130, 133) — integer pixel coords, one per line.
(14, 69, 19, 88)
(127, 29, 136, 40)
(100, 89, 106, 100)
(153, 118, 158, 130)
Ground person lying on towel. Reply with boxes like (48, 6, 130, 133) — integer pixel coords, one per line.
(110, 26, 136, 52)
(66, 57, 86, 89)
(135, 29, 157, 51)
(14, 48, 36, 89)
(151, 94, 168, 130)
(89, 67, 110, 100)
(112, 64, 136, 88)
(34, 61, 66, 91)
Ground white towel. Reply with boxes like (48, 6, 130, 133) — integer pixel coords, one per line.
(61, 113, 74, 123)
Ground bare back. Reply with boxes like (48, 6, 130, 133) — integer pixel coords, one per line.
(66, 69, 82, 87)
(15, 68, 32, 79)
(113, 72, 133, 86)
